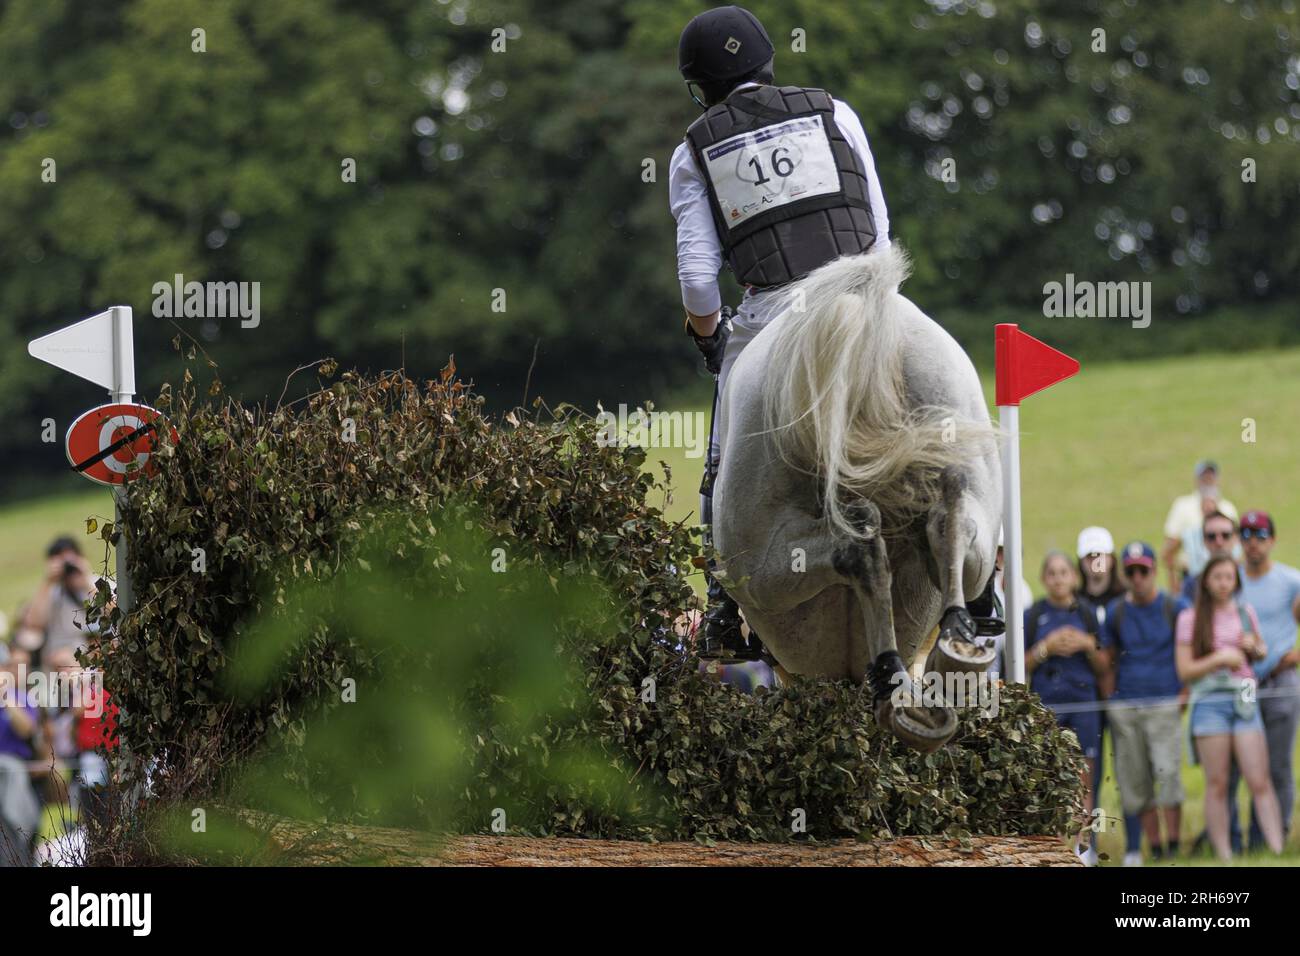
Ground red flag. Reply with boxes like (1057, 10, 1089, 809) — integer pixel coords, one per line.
(995, 324, 1080, 406)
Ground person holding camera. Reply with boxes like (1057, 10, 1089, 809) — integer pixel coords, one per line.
(20, 537, 94, 667)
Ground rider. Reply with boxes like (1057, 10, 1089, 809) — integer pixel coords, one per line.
(670, 5, 892, 658)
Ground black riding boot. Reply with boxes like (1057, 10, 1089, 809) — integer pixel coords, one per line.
(965, 573, 1004, 637)
(698, 572, 755, 659)
(699, 454, 764, 661)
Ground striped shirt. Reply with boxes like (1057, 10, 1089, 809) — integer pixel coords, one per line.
(1175, 603, 1261, 680)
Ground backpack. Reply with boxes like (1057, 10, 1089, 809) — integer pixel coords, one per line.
(1108, 592, 1178, 640)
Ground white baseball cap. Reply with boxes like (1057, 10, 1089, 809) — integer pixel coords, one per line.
(1077, 526, 1114, 557)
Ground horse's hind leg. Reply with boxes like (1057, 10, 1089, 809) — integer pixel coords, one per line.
(924, 467, 998, 682)
(835, 500, 957, 753)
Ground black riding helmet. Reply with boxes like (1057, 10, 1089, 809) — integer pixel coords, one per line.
(678, 5, 775, 109)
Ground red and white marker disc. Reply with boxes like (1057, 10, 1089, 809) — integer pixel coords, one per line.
(65, 403, 178, 486)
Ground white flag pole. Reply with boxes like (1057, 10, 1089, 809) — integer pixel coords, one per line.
(999, 403, 1024, 684)
(110, 306, 135, 615)
(110, 304, 135, 403)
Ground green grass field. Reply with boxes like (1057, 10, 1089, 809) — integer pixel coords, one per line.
(4, 344, 1300, 865)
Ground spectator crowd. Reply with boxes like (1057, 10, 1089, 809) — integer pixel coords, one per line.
(0, 536, 117, 866)
(1015, 460, 1300, 865)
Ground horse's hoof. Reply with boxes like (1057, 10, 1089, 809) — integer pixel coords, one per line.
(931, 633, 997, 676)
(875, 699, 958, 753)
(869, 649, 958, 752)
(930, 606, 994, 675)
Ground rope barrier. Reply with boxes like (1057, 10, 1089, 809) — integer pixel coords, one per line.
(1037, 682, 1299, 716)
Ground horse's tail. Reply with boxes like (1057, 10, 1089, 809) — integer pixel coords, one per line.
(761, 243, 990, 540)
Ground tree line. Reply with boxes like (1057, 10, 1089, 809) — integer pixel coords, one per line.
(1, 0, 1297, 494)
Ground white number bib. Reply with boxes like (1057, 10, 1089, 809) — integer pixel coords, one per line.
(701, 115, 841, 231)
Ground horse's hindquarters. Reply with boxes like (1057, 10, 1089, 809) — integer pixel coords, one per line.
(713, 245, 1001, 753)
(739, 585, 863, 682)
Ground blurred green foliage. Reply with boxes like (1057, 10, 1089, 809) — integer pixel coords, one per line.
(214, 513, 636, 832)
(5, 0, 1296, 495)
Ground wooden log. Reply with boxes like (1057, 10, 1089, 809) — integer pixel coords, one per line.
(432, 834, 1080, 867)
(228, 809, 1079, 866)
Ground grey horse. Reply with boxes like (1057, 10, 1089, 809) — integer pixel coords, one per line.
(713, 243, 1002, 752)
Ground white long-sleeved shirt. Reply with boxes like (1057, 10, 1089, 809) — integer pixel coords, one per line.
(669, 83, 892, 316)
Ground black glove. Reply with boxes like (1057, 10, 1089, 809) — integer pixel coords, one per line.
(686, 306, 732, 376)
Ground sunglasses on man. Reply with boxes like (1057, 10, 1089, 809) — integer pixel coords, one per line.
(1240, 527, 1272, 541)
(1125, 565, 1152, 577)
(1203, 529, 1234, 542)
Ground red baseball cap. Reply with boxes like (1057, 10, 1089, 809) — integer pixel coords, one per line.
(1241, 510, 1275, 534)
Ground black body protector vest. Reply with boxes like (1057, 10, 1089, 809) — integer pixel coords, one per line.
(685, 85, 877, 288)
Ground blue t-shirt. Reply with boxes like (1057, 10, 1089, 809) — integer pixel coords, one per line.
(1099, 591, 1186, 700)
(1024, 600, 1099, 704)
(1241, 562, 1300, 680)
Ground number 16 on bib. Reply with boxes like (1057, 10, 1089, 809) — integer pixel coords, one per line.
(703, 115, 841, 229)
